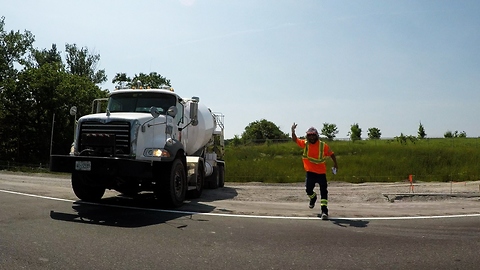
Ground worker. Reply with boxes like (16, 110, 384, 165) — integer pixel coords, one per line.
(291, 123, 338, 220)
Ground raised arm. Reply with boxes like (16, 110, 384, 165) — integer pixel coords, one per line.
(291, 122, 298, 142)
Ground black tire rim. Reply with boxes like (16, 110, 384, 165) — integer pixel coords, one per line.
(173, 162, 184, 199)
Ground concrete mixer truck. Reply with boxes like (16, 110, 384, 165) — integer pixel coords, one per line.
(50, 85, 225, 207)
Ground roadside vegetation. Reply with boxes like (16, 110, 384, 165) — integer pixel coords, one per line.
(225, 138, 480, 184)
(2, 136, 479, 185)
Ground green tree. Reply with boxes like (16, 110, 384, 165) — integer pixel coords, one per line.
(445, 130, 467, 138)
(6, 53, 107, 162)
(320, 123, 339, 140)
(112, 72, 131, 88)
(241, 119, 288, 143)
(229, 135, 242, 147)
(396, 133, 407, 144)
(65, 43, 107, 84)
(0, 16, 35, 82)
(348, 123, 362, 141)
(367, 127, 381, 139)
(0, 18, 108, 162)
(29, 44, 63, 68)
(129, 72, 171, 88)
(417, 122, 427, 139)
(0, 16, 35, 160)
(395, 133, 417, 145)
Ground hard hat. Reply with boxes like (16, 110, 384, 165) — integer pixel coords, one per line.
(306, 127, 318, 135)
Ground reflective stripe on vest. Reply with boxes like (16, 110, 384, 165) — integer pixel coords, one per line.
(302, 141, 326, 164)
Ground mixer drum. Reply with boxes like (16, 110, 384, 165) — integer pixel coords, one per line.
(183, 101, 216, 155)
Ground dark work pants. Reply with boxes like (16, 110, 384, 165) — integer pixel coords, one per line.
(305, 171, 328, 213)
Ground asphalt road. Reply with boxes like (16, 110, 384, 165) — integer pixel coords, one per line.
(1, 174, 480, 269)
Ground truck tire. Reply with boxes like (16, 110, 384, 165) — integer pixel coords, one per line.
(71, 173, 105, 202)
(187, 160, 204, 199)
(218, 164, 225, 188)
(157, 159, 187, 208)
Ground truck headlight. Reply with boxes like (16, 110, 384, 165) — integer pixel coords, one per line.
(144, 148, 171, 157)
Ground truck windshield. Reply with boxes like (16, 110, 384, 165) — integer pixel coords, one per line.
(107, 93, 177, 113)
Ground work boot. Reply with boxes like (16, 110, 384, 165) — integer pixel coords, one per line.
(309, 194, 317, 209)
(321, 206, 329, 220)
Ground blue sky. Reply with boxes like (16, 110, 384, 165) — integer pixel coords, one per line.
(3, 0, 479, 139)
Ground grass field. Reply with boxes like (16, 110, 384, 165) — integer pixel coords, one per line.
(2, 138, 479, 184)
(225, 138, 480, 183)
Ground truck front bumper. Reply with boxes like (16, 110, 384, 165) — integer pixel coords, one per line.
(50, 155, 154, 178)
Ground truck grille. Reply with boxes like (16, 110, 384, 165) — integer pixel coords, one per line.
(79, 121, 131, 157)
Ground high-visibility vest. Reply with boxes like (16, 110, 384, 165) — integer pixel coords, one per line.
(302, 141, 326, 164)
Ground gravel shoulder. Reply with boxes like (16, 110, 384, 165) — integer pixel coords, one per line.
(1, 171, 480, 218)
(192, 180, 480, 218)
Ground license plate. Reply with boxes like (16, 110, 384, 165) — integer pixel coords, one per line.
(75, 161, 91, 171)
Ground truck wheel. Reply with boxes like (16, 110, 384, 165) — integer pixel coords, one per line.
(206, 167, 219, 189)
(218, 164, 225, 188)
(71, 173, 105, 202)
(187, 160, 204, 199)
(158, 159, 187, 208)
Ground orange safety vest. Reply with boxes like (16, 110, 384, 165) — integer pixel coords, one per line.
(296, 138, 331, 174)
(303, 141, 326, 164)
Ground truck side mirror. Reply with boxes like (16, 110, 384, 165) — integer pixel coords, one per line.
(69, 106, 77, 116)
(167, 106, 178, 117)
(190, 98, 199, 126)
(149, 106, 161, 118)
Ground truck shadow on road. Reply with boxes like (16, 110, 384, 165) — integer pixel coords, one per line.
(189, 186, 238, 202)
(49, 192, 222, 228)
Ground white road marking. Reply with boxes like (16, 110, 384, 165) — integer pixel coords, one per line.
(1, 189, 75, 203)
(1, 189, 480, 221)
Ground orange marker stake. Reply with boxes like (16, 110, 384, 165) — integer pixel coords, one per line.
(409, 174, 414, 193)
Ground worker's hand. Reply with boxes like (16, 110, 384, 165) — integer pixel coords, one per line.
(291, 122, 297, 132)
